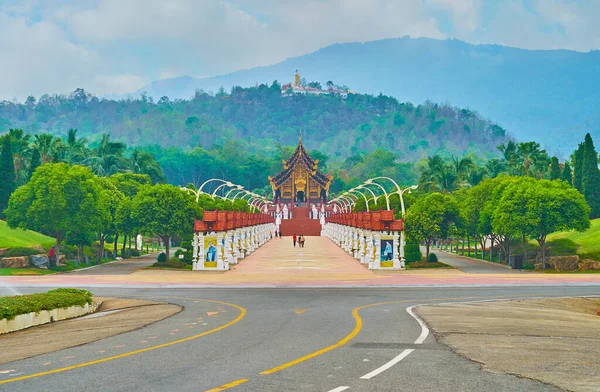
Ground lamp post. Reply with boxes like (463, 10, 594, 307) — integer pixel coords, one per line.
(211, 183, 241, 198)
(363, 181, 390, 210)
(338, 195, 356, 212)
(346, 188, 373, 212)
(224, 185, 245, 199)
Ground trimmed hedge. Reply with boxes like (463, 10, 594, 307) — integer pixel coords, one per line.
(426, 252, 439, 263)
(0, 288, 93, 321)
(404, 242, 422, 263)
(2, 247, 43, 257)
(157, 252, 167, 262)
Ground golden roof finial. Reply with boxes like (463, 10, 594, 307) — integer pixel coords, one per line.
(299, 129, 303, 144)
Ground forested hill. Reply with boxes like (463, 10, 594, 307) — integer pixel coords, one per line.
(138, 37, 600, 155)
(0, 86, 508, 160)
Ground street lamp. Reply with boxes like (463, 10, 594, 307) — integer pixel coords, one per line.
(224, 185, 245, 199)
(347, 188, 374, 212)
(363, 181, 390, 210)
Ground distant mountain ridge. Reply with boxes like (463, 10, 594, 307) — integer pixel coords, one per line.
(137, 36, 600, 155)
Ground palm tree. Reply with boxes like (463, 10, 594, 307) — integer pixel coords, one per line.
(64, 129, 88, 164)
(515, 142, 549, 178)
(128, 148, 165, 183)
(7, 129, 32, 185)
(419, 155, 458, 193)
(485, 158, 507, 178)
(84, 134, 126, 176)
(32, 134, 64, 163)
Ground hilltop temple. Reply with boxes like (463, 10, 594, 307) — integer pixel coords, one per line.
(269, 134, 332, 205)
(281, 70, 350, 98)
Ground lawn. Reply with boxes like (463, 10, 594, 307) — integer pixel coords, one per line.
(0, 268, 57, 276)
(0, 220, 55, 249)
(545, 218, 600, 255)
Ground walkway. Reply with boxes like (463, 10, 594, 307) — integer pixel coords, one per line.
(229, 236, 373, 280)
(70, 253, 158, 275)
(432, 249, 521, 274)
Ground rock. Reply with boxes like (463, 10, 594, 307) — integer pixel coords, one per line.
(548, 256, 580, 272)
(0, 256, 29, 268)
(57, 254, 66, 266)
(0, 248, 8, 257)
(578, 259, 600, 271)
(30, 255, 49, 269)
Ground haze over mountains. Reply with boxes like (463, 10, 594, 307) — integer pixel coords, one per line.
(138, 36, 600, 155)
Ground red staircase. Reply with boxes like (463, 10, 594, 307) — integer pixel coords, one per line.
(279, 207, 322, 236)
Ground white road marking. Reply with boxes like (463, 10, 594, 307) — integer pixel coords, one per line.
(358, 304, 431, 380)
(328, 387, 350, 392)
(359, 349, 414, 380)
(406, 305, 430, 344)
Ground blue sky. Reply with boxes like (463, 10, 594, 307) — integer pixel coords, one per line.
(1, 0, 598, 100)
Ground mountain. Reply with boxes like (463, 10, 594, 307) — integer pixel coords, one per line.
(137, 36, 600, 155)
(0, 86, 508, 162)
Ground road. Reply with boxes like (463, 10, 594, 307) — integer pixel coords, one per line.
(1, 239, 599, 391)
(1, 285, 596, 392)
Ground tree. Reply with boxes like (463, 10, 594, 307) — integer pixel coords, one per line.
(572, 142, 584, 191)
(549, 156, 561, 180)
(0, 136, 16, 217)
(561, 161, 573, 185)
(494, 179, 589, 268)
(581, 133, 600, 218)
(131, 184, 202, 259)
(28, 148, 41, 179)
(5, 163, 109, 266)
(84, 134, 126, 176)
(404, 192, 458, 256)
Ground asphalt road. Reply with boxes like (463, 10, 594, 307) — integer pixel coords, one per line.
(1, 286, 597, 392)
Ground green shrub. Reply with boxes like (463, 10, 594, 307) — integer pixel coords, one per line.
(174, 248, 193, 264)
(404, 242, 422, 263)
(546, 238, 578, 256)
(0, 288, 93, 320)
(129, 249, 141, 257)
(151, 260, 191, 269)
(157, 252, 167, 262)
(426, 252, 439, 263)
(3, 247, 43, 257)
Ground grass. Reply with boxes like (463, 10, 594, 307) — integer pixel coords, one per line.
(0, 220, 55, 249)
(0, 288, 93, 320)
(545, 218, 600, 255)
(0, 268, 57, 276)
(146, 260, 192, 270)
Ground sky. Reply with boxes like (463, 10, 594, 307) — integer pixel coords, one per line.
(1, 0, 599, 101)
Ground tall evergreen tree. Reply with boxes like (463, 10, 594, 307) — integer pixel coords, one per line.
(29, 148, 41, 179)
(549, 156, 561, 180)
(582, 133, 600, 218)
(573, 142, 584, 191)
(0, 136, 16, 217)
(561, 161, 573, 185)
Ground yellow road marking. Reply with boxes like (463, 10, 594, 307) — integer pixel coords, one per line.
(293, 309, 307, 315)
(259, 293, 550, 375)
(205, 378, 249, 392)
(0, 299, 247, 385)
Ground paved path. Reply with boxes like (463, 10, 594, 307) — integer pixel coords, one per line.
(432, 249, 519, 274)
(70, 253, 158, 275)
(2, 286, 595, 392)
(229, 236, 372, 277)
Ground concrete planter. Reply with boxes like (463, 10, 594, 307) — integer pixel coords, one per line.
(0, 301, 100, 335)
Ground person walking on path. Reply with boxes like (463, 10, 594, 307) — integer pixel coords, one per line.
(299, 235, 305, 248)
(293, 234, 297, 247)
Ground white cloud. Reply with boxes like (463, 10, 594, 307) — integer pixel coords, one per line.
(0, 0, 598, 100)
